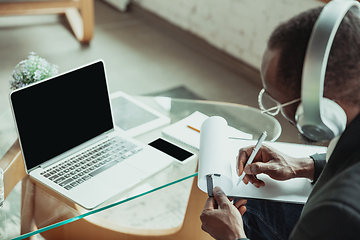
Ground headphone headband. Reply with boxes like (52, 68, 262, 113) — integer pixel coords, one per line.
(297, 0, 360, 141)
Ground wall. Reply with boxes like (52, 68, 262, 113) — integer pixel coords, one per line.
(105, 0, 325, 69)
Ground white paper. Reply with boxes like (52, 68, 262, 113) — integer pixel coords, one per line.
(198, 116, 234, 195)
(162, 111, 253, 151)
(197, 117, 327, 203)
(162, 111, 209, 150)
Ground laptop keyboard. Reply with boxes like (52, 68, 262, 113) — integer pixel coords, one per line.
(40, 136, 143, 190)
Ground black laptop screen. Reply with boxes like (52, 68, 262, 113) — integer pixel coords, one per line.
(10, 61, 114, 170)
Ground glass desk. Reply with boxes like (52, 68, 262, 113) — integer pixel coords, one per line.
(0, 94, 281, 240)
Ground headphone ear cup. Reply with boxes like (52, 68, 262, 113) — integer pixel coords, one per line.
(295, 98, 347, 141)
(295, 103, 305, 133)
(321, 98, 347, 136)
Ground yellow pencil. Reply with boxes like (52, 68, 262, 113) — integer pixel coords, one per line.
(187, 125, 200, 133)
(188, 124, 251, 141)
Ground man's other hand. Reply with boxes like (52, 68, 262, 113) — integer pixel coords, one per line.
(200, 186, 247, 240)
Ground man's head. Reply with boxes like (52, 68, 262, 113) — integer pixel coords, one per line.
(261, 6, 360, 125)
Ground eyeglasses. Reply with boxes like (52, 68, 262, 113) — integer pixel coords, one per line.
(258, 88, 301, 116)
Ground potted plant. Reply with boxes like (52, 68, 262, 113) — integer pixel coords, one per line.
(10, 52, 58, 90)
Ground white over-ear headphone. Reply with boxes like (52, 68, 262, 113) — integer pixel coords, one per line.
(295, 0, 360, 141)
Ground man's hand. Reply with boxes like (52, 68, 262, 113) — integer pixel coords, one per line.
(237, 144, 315, 188)
(200, 186, 247, 240)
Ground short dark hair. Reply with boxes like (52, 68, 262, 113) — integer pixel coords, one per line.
(268, 6, 360, 105)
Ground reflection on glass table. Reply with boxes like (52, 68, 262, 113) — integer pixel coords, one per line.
(0, 95, 281, 239)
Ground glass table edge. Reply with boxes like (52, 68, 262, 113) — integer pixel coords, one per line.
(12, 172, 199, 240)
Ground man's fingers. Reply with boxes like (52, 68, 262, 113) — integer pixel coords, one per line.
(237, 147, 253, 175)
(233, 199, 247, 216)
(234, 199, 247, 208)
(247, 174, 265, 188)
(242, 172, 265, 187)
(244, 161, 274, 175)
(238, 146, 270, 176)
(245, 161, 283, 185)
(242, 175, 249, 185)
(239, 206, 247, 215)
(213, 186, 230, 209)
(203, 196, 216, 211)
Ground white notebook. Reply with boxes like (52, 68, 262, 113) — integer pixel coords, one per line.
(198, 116, 327, 204)
(161, 111, 253, 151)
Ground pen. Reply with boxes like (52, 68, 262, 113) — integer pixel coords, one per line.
(236, 131, 267, 186)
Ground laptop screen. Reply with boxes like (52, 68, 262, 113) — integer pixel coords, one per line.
(10, 61, 114, 171)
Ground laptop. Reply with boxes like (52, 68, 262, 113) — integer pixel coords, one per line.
(10, 60, 173, 210)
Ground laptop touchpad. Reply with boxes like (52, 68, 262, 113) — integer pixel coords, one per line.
(99, 163, 146, 190)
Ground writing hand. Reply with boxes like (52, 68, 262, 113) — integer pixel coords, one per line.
(237, 145, 315, 188)
(200, 186, 247, 240)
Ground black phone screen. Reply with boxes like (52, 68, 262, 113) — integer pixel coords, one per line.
(148, 138, 194, 161)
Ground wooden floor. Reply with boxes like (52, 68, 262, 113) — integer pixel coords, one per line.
(0, 0, 301, 143)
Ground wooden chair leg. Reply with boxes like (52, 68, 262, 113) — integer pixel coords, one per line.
(1, 140, 27, 200)
(166, 175, 213, 239)
(21, 177, 35, 240)
(65, 0, 94, 44)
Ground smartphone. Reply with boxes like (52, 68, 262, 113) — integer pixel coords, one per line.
(148, 138, 197, 164)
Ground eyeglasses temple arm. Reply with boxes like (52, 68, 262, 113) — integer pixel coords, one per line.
(261, 98, 301, 114)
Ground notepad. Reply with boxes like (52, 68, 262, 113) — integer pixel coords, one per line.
(161, 111, 253, 151)
(228, 140, 326, 203)
(198, 116, 327, 204)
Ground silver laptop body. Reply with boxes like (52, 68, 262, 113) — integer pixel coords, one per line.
(10, 60, 172, 210)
